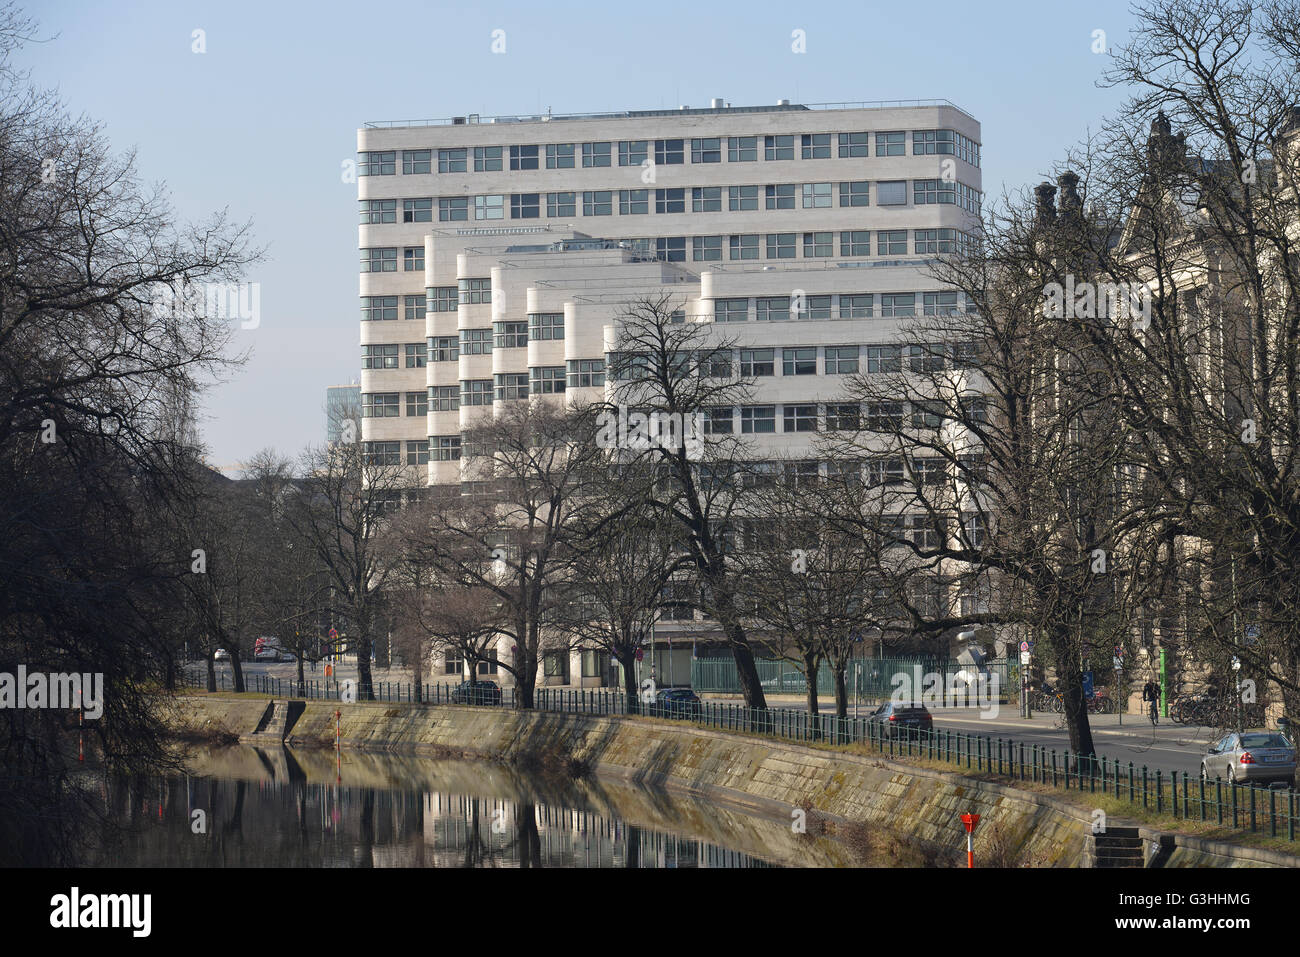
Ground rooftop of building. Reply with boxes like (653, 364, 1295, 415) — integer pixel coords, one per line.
(363, 98, 976, 130)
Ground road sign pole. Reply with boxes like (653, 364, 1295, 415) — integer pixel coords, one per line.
(961, 813, 979, 868)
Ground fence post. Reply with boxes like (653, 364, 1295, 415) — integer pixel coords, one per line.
(1269, 788, 1276, 839)
(1231, 781, 1238, 829)
(1249, 785, 1257, 833)
(1051, 750, 1057, 787)
(1155, 769, 1162, 813)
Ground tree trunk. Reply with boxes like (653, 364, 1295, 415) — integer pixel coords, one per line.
(206, 654, 216, 693)
(729, 623, 768, 710)
(621, 651, 640, 715)
(230, 650, 245, 693)
(356, 635, 374, 700)
(296, 656, 304, 696)
(1054, 633, 1097, 766)
(803, 650, 820, 717)
(833, 661, 848, 719)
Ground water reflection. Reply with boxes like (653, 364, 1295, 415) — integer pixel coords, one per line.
(85, 751, 777, 868)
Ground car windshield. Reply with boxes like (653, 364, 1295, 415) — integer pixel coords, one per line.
(1240, 733, 1291, 749)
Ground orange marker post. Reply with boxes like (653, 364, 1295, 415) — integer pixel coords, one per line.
(961, 813, 980, 868)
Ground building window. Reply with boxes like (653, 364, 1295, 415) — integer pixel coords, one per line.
(795, 294, 832, 319)
(866, 345, 902, 372)
(543, 651, 569, 679)
(698, 349, 733, 378)
(876, 181, 907, 206)
(840, 294, 873, 318)
(878, 229, 908, 255)
(784, 404, 819, 432)
(546, 143, 576, 169)
(741, 406, 776, 433)
(360, 248, 397, 272)
(443, 651, 463, 675)
(766, 184, 796, 209)
(915, 129, 979, 167)
(359, 151, 395, 176)
(803, 231, 833, 257)
(474, 194, 504, 220)
(692, 186, 722, 212)
(825, 346, 859, 374)
(728, 136, 757, 162)
(406, 390, 428, 416)
(764, 135, 794, 160)
(654, 138, 684, 165)
(840, 230, 871, 256)
(460, 379, 493, 406)
(618, 189, 649, 215)
(801, 133, 832, 159)
(765, 233, 795, 259)
(729, 234, 759, 260)
(359, 199, 396, 224)
(881, 293, 915, 317)
(582, 190, 612, 216)
(655, 237, 686, 261)
(839, 181, 870, 207)
(915, 228, 960, 254)
(362, 440, 400, 465)
(715, 298, 748, 322)
(691, 137, 722, 163)
(802, 182, 832, 208)
(459, 328, 492, 355)
(739, 348, 775, 376)
(875, 131, 905, 156)
(431, 435, 461, 461)
(756, 297, 790, 322)
(510, 193, 540, 218)
(866, 402, 905, 431)
(458, 278, 491, 305)
(618, 140, 649, 166)
(655, 188, 685, 214)
(509, 145, 539, 170)
(430, 386, 459, 412)
(909, 345, 948, 373)
(693, 235, 722, 261)
(428, 286, 458, 313)
(404, 247, 424, 271)
(923, 291, 961, 315)
(914, 179, 957, 205)
(582, 142, 611, 167)
(911, 401, 945, 430)
(826, 403, 861, 430)
(428, 336, 458, 362)
(473, 146, 503, 171)
(566, 359, 605, 388)
(493, 321, 528, 349)
(494, 373, 529, 401)
(361, 296, 398, 321)
(438, 197, 468, 221)
(705, 408, 734, 434)
(405, 439, 429, 465)
(782, 347, 816, 375)
(838, 132, 869, 157)
(404, 342, 427, 368)
(529, 313, 564, 340)
(362, 393, 400, 417)
(546, 191, 577, 217)
(437, 148, 467, 173)
(402, 198, 433, 223)
(361, 344, 398, 370)
(530, 366, 566, 394)
(729, 185, 759, 211)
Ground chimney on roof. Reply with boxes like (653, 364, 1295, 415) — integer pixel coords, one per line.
(711, 97, 724, 109)
(1146, 110, 1187, 172)
(1057, 171, 1083, 223)
(1034, 181, 1057, 228)
(777, 98, 791, 106)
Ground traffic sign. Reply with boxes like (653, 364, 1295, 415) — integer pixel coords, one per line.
(1019, 651, 1031, 665)
(1113, 656, 1123, 670)
(1019, 641, 1029, 652)
(635, 648, 643, 662)
(328, 627, 338, 639)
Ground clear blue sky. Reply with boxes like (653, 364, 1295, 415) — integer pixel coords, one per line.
(19, 0, 1141, 473)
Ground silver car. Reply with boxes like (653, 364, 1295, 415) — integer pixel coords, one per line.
(1201, 731, 1296, 786)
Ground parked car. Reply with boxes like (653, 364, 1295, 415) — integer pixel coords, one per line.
(450, 680, 502, 706)
(866, 701, 934, 739)
(254, 637, 296, 662)
(650, 687, 701, 719)
(1202, 731, 1296, 787)
(213, 648, 230, 661)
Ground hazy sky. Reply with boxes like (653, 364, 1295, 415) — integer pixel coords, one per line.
(19, 0, 1142, 474)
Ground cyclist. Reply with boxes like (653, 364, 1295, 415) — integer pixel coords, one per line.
(1142, 678, 1161, 725)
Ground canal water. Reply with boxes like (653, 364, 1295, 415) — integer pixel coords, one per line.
(77, 745, 789, 868)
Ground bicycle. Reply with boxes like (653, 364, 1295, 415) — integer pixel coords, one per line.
(1147, 698, 1159, 727)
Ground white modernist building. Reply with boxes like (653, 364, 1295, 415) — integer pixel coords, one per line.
(357, 99, 982, 686)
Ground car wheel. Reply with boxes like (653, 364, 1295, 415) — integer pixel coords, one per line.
(1200, 763, 1208, 781)
(1227, 767, 1236, 785)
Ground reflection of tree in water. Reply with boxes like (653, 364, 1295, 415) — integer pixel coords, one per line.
(72, 759, 778, 868)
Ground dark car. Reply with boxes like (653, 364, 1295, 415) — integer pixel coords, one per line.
(650, 687, 701, 719)
(450, 680, 502, 706)
(867, 701, 934, 739)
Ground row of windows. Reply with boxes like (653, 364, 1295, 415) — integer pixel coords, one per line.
(360, 439, 430, 466)
(610, 340, 978, 381)
(361, 391, 434, 417)
(360, 343, 427, 369)
(357, 130, 980, 176)
(360, 295, 428, 321)
(693, 400, 981, 435)
(712, 289, 969, 321)
(359, 247, 424, 272)
(361, 179, 979, 224)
